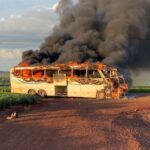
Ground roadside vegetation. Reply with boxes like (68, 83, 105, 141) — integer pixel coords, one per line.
(0, 86, 11, 93)
(0, 92, 40, 109)
(0, 72, 40, 109)
(0, 72, 10, 86)
(129, 86, 150, 93)
(0, 86, 40, 109)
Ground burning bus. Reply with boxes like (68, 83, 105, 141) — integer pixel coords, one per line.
(10, 63, 128, 99)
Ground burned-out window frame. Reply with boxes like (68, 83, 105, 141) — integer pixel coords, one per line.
(73, 69, 80, 77)
(73, 69, 87, 78)
(80, 69, 87, 78)
(21, 69, 32, 78)
(13, 69, 22, 77)
(59, 69, 72, 77)
(87, 69, 101, 78)
(46, 69, 58, 77)
(32, 69, 45, 77)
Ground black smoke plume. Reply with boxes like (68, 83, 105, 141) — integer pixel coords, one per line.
(22, 0, 150, 72)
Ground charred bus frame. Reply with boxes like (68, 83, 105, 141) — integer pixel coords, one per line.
(10, 63, 128, 99)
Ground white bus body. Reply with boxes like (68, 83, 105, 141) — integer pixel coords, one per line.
(10, 63, 128, 99)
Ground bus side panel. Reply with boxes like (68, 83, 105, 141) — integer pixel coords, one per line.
(68, 84, 81, 97)
(11, 75, 55, 96)
(67, 83, 107, 98)
(80, 84, 105, 98)
(29, 83, 55, 96)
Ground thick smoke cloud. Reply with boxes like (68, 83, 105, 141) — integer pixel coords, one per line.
(22, 0, 150, 71)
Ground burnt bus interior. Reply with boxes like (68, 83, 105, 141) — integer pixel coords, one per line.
(12, 67, 105, 97)
(12, 67, 103, 84)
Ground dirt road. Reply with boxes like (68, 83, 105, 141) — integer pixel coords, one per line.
(0, 95, 150, 150)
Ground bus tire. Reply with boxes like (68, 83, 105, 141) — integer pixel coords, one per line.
(96, 90, 105, 100)
(38, 90, 47, 98)
(28, 89, 36, 96)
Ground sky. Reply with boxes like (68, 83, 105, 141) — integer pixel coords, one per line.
(0, 0, 59, 71)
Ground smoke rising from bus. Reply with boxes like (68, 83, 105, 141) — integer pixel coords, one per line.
(22, 0, 150, 71)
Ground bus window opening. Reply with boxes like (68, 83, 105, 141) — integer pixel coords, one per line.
(32, 70, 44, 81)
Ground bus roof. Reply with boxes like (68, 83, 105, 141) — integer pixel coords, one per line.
(11, 63, 111, 71)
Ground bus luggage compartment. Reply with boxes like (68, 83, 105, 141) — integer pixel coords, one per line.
(55, 86, 67, 96)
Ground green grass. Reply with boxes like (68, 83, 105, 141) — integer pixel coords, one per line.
(0, 85, 40, 109)
(0, 72, 9, 78)
(0, 86, 11, 93)
(0, 75, 10, 86)
(129, 86, 150, 93)
(0, 93, 40, 109)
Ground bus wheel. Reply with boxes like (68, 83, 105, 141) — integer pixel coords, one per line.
(28, 89, 36, 96)
(96, 90, 105, 100)
(38, 90, 47, 98)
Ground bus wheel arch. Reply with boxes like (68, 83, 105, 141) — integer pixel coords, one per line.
(28, 89, 36, 95)
(38, 89, 47, 98)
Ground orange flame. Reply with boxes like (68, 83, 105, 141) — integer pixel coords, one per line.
(68, 61, 79, 67)
(97, 64, 106, 70)
(22, 70, 32, 79)
(19, 61, 30, 67)
(32, 71, 44, 81)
